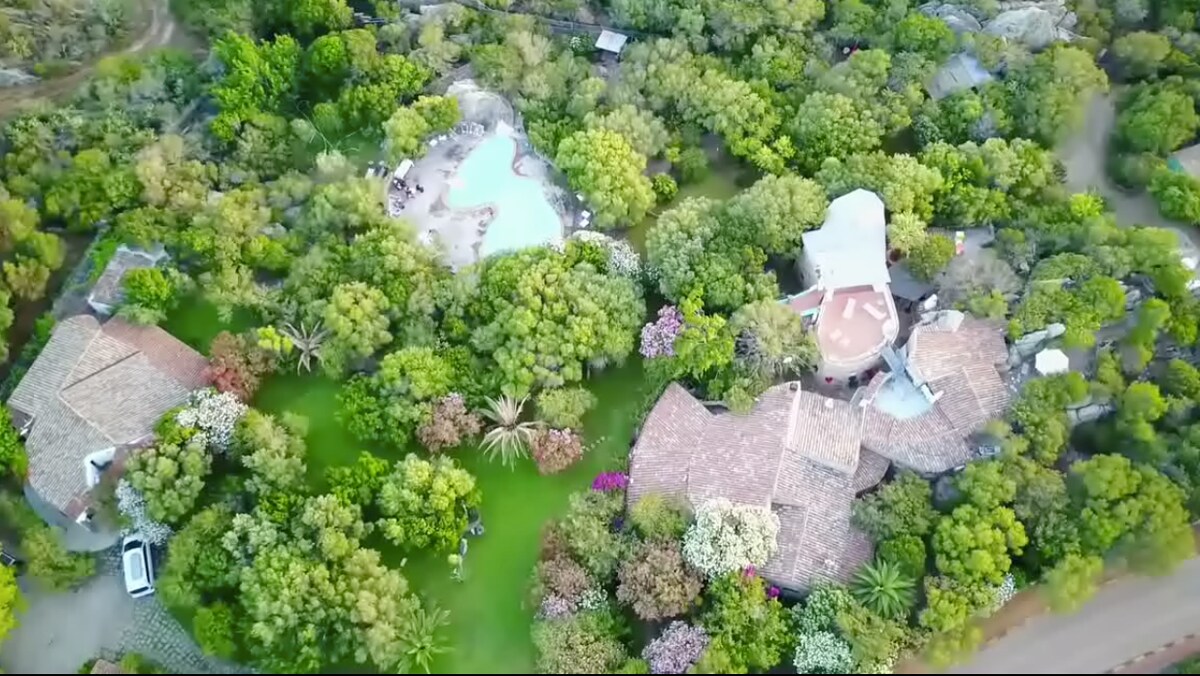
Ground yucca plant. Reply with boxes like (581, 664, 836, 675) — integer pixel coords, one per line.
(480, 395, 539, 466)
(851, 559, 916, 620)
(279, 321, 329, 373)
(400, 605, 450, 673)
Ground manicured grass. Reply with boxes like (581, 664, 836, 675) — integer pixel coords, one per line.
(162, 296, 256, 352)
(253, 361, 656, 674)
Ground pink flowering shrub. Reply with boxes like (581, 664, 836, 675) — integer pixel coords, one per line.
(640, 306, 684, 358)
(417, 393, 483, 453)
(531, 428, 585, 475)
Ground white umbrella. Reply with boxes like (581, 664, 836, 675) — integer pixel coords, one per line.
(1035, 348, 1069, 376)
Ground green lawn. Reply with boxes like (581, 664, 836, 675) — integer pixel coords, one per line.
(163, 285, 657, 674)
(162, 297, 256, 352)
(254, 362, 654, 674)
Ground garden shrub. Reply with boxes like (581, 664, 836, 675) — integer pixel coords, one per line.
(174, 388, 248, 454)
(698, 572, 791, 673)
(417, 393, 482, 453)
(629, 494, 689, 541)
(125, 430, 211, 525)
(156, 506, 239, 613)
(793, 630, 854, 674)
(535, 387, 597, 430)
(0, 408, 27, 481)
(23, 528, 95, 590)
(206, 331, 278, 402)
(326, 451, 390, 509)
(682, 498, 780, 579)
(194, 602, 238, 659)
(642, 621, 709, 674)
(561, 489, 629, 579)
(377, 454, 480, 553)
(877, 535, 927, 579)
(531, 428, 585, 475)
(532, 610, 629, 674)
(532, 556, 593, 607)
(616, 540, 702, 621)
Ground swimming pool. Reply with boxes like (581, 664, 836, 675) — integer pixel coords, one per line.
(447, 133, 563, 257)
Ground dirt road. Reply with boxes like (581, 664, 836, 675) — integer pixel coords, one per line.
(0, 0, 180, 116)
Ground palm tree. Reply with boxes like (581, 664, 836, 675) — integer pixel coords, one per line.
(401, 605, 450, 673)
(851, 560, 916, 619)
(279, 321, 329, 373)
(480, 395, 539, 466)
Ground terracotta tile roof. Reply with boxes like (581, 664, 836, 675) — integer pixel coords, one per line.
(785, 391, 862, 475)
(852, 449, 890, 493)
(860, 316, 1011, 473)
(7, 315, 208, 514)
(629, 382, 872, 590)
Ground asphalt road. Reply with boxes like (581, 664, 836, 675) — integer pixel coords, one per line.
(953, 557, 1200, 674)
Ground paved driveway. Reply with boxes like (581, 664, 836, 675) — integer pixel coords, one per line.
(0, 556, 243, 674)
(1058, 92, 1200, 256)
(0, 571, 135, 673)
(953, 557, 1200, 674)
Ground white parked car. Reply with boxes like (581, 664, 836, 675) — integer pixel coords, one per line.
(121, 534, 155, 598)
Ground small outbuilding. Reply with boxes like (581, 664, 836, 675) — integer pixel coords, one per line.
(595, 30, 628, 58)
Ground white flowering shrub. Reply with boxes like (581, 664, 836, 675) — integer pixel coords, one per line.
(175, 388, 247, 453)
(793, 631, 854, 674)
(990, 573, 1016, 611)
(682, 498, 780, 579)
(115, 479, 173, 545)
(573, 231, 642, 279)
(578, 587, 609, 613)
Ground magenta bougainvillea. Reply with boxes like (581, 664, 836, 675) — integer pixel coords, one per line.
(591, 471, 628, 492)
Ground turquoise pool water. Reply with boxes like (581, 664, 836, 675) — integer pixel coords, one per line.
(447, 133, 562, 257)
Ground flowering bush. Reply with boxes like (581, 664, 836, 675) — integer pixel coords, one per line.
(538, 594, 575, 620)
(532, 556, 593, 606)
(115, 479, 173, 545)
(417, 393, 483, 453)
(683, 498, 780, 579)
(642, 622, 709, 674)
(205, 331, 277, 402)
(573, 231, 642, 279)
(532, 428, 585, 475)
(990, 573, 1016, 611)
(640, 306, 684, 358)
(617, 541, 702, 620)
(175, 389, 247, 453)
(793, 631, 855, 674)
(591, 471, 628, 493)
(578, 587, 608, 613)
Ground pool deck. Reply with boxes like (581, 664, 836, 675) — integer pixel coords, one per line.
(389, 88, 575, 269)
